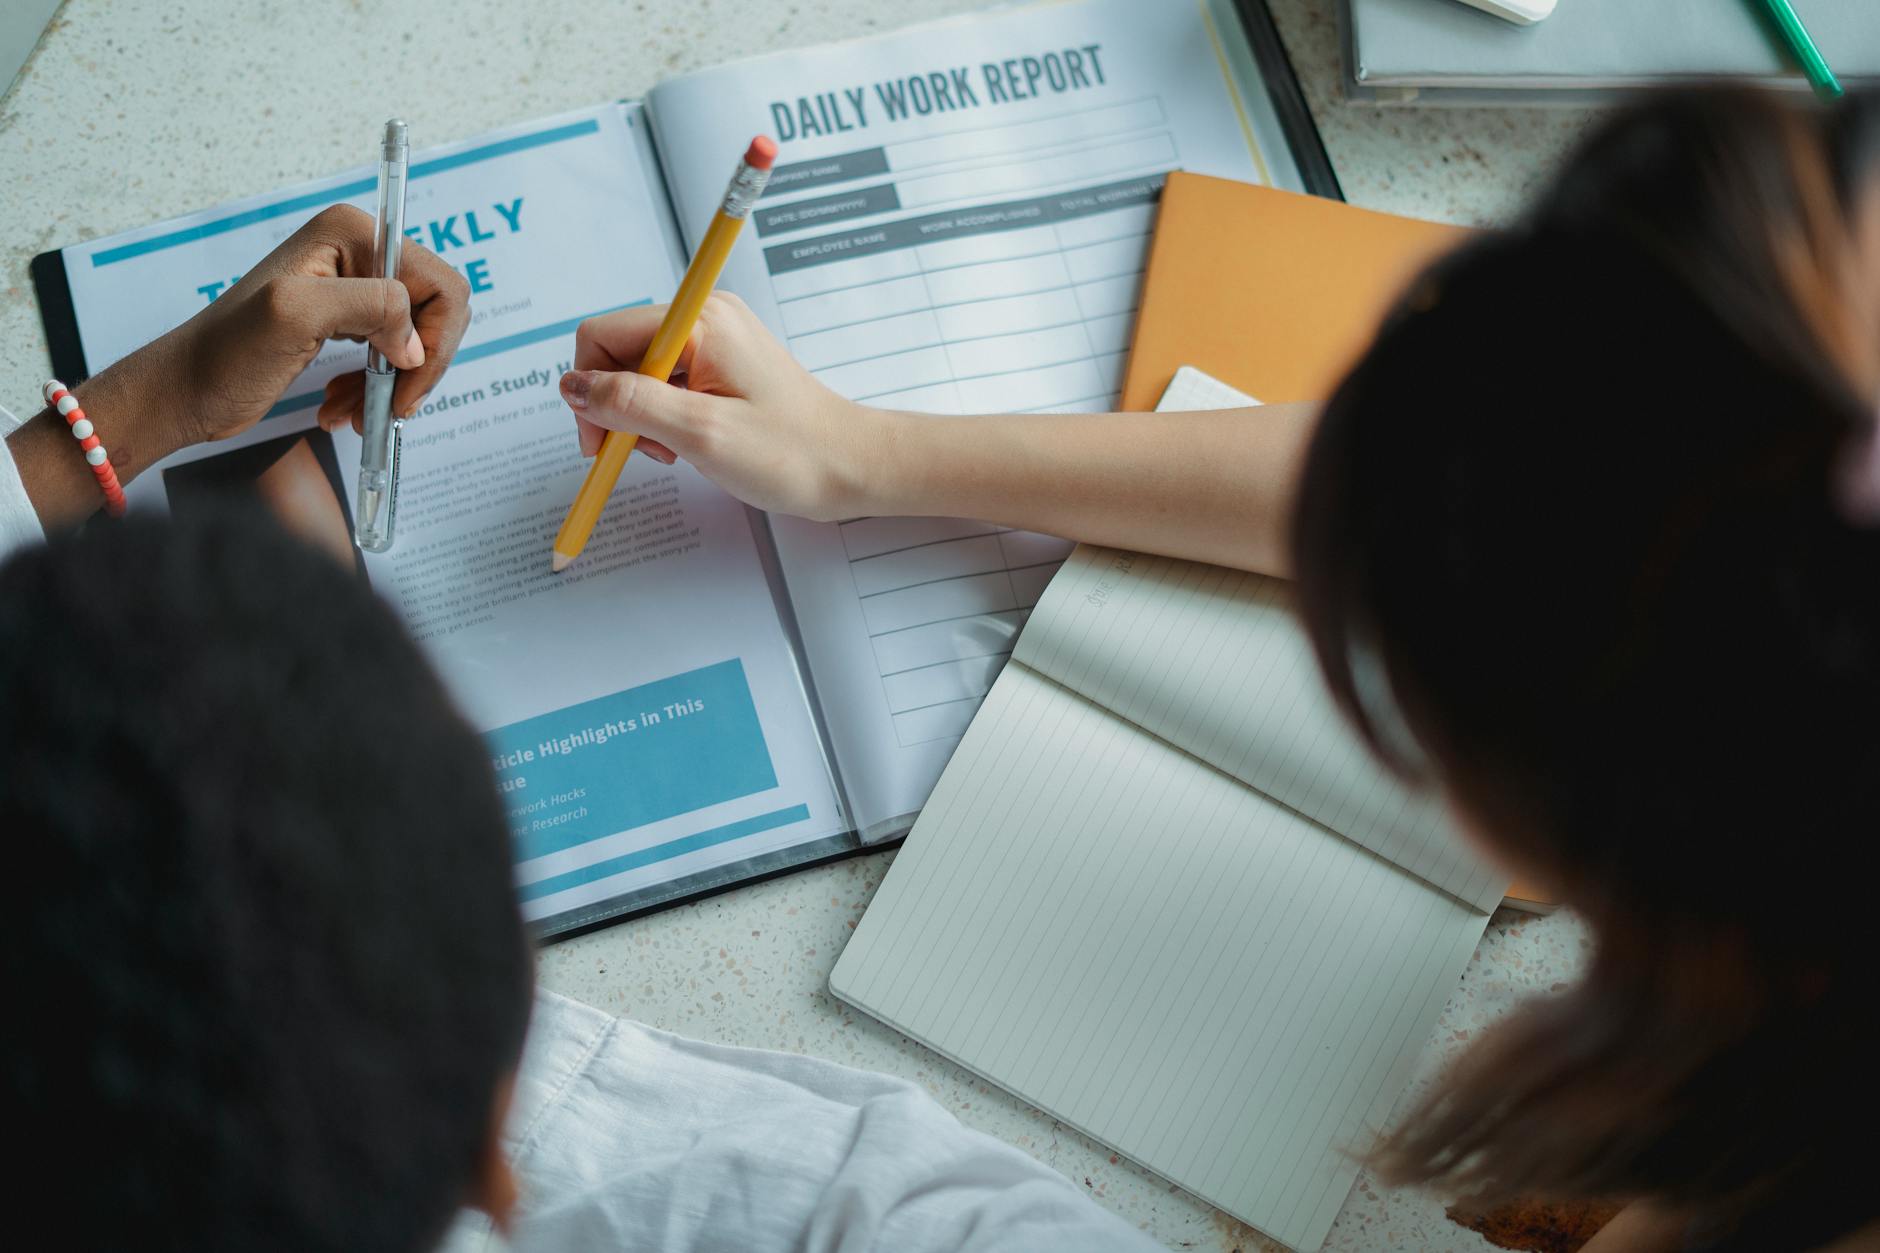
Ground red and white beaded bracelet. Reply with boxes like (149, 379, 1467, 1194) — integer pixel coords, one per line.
(43, 380, 126, 517)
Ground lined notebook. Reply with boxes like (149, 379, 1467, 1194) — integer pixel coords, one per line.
(830, 371, 1504, 1251)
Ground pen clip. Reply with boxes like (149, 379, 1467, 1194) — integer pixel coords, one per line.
(355, 370, 403, 553)
(382, 417, 403, 534)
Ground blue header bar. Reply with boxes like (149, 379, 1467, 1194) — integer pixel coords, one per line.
(90, 118, 601, 268)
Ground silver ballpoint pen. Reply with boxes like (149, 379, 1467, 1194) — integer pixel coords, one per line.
(356, 118, 410, 553)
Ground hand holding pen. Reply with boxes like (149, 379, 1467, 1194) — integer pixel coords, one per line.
(356, 120, 413, 552)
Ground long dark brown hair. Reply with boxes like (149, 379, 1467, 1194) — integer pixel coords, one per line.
(1292, 88, 1880, 1248)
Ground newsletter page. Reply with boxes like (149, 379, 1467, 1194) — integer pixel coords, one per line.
(59, 103, 848, 931)
(648, 0, 1291, 834)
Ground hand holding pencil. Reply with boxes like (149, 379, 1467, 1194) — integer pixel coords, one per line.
(562, 288, 870, 519)
(550, 135, 777, 571)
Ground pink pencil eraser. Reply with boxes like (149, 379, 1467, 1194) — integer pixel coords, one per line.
(744, 135, 777, 170)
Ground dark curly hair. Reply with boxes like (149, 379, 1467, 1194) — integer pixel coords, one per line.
(0, 507, 532, 1253)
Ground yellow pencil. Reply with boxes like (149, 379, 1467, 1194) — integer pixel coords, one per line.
(552, 135, 778, 571)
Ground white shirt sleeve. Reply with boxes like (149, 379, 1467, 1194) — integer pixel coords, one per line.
(0, 404, 47, 557)
(443, 990, 1162, 1253)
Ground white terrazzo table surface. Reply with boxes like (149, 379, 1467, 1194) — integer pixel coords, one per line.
(1, 3, 1601, 1249)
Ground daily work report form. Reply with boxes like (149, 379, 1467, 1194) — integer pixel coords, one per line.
(652, 0, 1290, 833)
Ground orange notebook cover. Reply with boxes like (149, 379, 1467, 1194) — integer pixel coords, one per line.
(1121, 172, 1467, 412)
(1124, 174, 1556, 914)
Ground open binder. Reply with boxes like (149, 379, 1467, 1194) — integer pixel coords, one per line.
(31, 0, 1343, 939)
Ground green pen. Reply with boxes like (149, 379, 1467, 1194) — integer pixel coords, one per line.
(1756, 0, 1843, 100)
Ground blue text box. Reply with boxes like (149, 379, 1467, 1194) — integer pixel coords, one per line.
(491, 659, 779, 862)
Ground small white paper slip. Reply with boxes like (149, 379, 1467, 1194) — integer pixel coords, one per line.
(1158, 363, 1260, 410)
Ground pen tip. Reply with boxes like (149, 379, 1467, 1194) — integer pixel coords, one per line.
(551, 552, 574, 573)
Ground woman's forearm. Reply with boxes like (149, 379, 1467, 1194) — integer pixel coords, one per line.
(858, 402, 1317, 578)
(565, 301, 1320, 570)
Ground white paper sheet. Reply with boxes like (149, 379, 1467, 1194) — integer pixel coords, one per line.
(832, 666, 1488, 1251)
